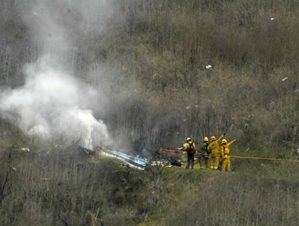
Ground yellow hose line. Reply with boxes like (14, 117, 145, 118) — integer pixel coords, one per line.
(160, 148, 299, 163)
(230, 155, 299, 163)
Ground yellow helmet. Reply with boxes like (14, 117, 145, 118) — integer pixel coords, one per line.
(204, 137, 209, 142)
(221, 139, 227, 144)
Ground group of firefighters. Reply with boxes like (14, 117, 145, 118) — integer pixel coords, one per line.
(179, 135, 236, 171)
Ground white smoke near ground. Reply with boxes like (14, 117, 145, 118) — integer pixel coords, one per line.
(0, 56, 110, 149)
(0, 0, 113, 149)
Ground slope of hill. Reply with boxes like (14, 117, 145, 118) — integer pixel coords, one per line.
(0, 1, 298, 225)
(0, 0, 298, 152)
(0, 144, 298, 226)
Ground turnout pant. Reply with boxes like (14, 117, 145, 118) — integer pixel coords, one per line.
(186, 152, 195, 169)
(222, 156, 231, 171)
(199, 156, 209, 168)
(210, 155, 220, 170)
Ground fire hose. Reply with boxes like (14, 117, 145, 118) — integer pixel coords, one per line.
(98, 148, 299, 171)
(160, 148, 299, 163)
(230, 155, 299, 163)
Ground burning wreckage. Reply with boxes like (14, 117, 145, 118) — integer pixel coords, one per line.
(80, 146, 182, 170)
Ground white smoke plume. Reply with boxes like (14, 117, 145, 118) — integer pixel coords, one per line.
(0, 0, 112, 149)
(0, 56, 110, 149)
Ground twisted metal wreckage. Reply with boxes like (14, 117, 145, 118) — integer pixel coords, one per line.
(80, 146, 299, 171)
(92, 147, 181, 170)
(95, 147, 299, 170)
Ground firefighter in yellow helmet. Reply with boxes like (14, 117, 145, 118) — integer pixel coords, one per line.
(208, 135, 224, 170)
(198, 137, 210, 168)
(181, 137, 196, 169)
(220, 138, 236, 171)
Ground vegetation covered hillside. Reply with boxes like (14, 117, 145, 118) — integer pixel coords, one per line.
(0, 0, 298, 152)
(100, 0, 299, 151)
(0, 1, 298, 226)
(0, 145, 298, 226)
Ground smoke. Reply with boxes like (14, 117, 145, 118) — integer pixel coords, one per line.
(0, 56, 110, 148)
(0, 0, 113, 149)
(20, 0, 112, 54)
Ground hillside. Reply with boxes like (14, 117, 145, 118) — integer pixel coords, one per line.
(0, 0, 298, 151)
(0, 146, 298, 226)
(0, 1, 298, 225)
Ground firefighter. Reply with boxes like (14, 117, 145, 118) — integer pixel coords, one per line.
(181, 137, 196, 169)
(220, 138, 236, 171)
(208, 135, 224, 170)
(198, 137, 210, 168)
